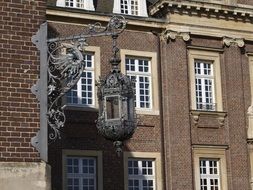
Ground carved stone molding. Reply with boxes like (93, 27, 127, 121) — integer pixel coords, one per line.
(248, 105, 253, 115)
(162, 30, 190, 42)
(217, 116, 225, 127)
(190, 110, 227, 128)
(247, 105, 253, 140)
(150, 0, 253, 23)
(192, 114, 199, 126)
(223, 37, 245, 48)
(247, 138, 253, 144)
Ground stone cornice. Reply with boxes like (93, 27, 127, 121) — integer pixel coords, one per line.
(47, 6, 253, 42)
(46, 6, 166, 29)
(150, 0, 253, 22)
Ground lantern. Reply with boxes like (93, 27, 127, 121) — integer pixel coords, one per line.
(96, 50, 136, 155)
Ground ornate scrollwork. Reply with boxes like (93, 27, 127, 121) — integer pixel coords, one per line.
(46, 16, 127, 142)
(47, 39, 86, 142)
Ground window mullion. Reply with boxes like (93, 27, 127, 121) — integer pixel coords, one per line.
(211, 78, 215, 106)
(91, 70, 95, 106)
(77, 76, 82, 104)
(128, 0, 131, 15)
(138, 161, 142, 190)
(201, 78, 206, 104)
(200, 63, 206, 105)
(78, 158, 82, 189)
(138, 160, 142, 176)
(135, 59, 140, 108)
(149, 75, 152, 109)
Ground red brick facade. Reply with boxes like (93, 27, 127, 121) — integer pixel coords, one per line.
(1, 0, 253, 190)
(0, 1, 46, 162)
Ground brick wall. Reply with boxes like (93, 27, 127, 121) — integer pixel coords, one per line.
(161, 39, 193, 190)
(47, 22, 162, 190)
(0, 1, 46, 162)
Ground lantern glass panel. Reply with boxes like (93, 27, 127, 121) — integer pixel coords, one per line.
(105, 95, 121, 120)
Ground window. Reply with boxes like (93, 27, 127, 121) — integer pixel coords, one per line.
(124, 152, 163, 190)
(120, 0, 138, 15)
(63, 150, 103, 190)
(66, 53, 94, 106)
(113, 0, 148, 17)
(126, 57, 151, 109)
(188, 50, 223, 112)
(120, 50, 159, 115)
(56, 0, 95, 11)
(194, 60, 215, 111)
(200, 159, 220, 190)
(193, 146, 228, 190)
(64, 46, 100, 109)
(128, 159, 155, 190)
(66, 157, 97, 190)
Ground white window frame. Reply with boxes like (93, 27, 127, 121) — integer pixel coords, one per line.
(126, 57, 152, 109)
(128, 159, 156, 190)
(113, 0, 148, 17)
(193, 146, 228, 190)
(120, 49, 159, 115)
(66, 53, 95, 107)
(120, 0, 139, 15)
(199, 159, 220, 190)
(188, 50, 223, 112)
(63, 46, 100, 110)
(194, 60, 216, 111)
(56, 0, 95, 11)
(62, 150, 103, 190)
(124, 152, 163, 190)
(66, 156, 97, 190)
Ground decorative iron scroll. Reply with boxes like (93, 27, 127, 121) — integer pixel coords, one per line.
(47, 16, 127, 142)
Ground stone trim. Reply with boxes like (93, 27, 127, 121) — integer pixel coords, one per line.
(150, 0, 253, 22)
(62, 150, 103, 190)
(193, 146, 228, 190)
(162, 30, 190, 42)
(120, 49, 160, 115)
(188, 50, 223, 112)
(123, 152, 163, 190)
(0, 162, 51, 190)
(187, 46, 224, 53)
(247, 55, 253, 142)
(47, 7, 253, 41)
(248, 144, 253, 190)
(190, 110, 227, 128)
(223, 37, 245, 48)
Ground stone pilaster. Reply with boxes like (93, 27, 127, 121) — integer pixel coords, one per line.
(247, 54, 253, 190)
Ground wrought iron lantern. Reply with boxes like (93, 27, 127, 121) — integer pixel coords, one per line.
(31, 16, 136, 160)
(96, 35, 136, 155)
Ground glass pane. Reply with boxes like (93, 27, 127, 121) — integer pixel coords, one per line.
(106, 96, 120, 119)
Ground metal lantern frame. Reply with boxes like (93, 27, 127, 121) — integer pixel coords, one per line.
(96, 44, 136, 154)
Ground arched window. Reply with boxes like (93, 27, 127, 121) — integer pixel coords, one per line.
(56, 0, 95, 11)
